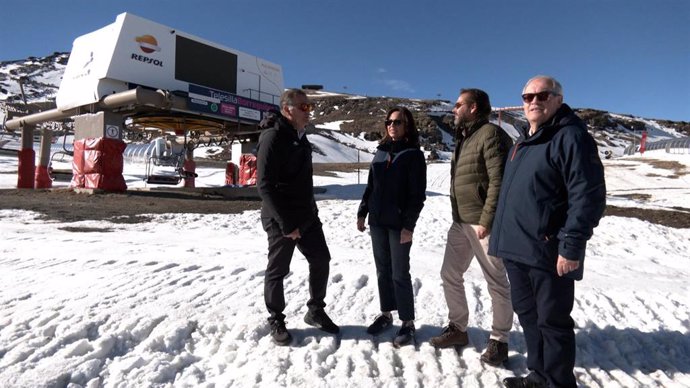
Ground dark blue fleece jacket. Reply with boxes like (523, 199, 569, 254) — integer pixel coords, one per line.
(488, 104, 606, 280)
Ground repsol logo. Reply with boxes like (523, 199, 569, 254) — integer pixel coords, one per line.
(130, 53, 163, 67)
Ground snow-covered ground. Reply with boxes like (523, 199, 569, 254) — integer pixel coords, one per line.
(0, 149, 689, 388)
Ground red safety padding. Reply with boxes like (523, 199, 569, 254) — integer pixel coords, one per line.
(71, 140, 85, 175)
(225, 162, 236, 185)
(239, 154, 257, 186)
(34, 165, 52, 189)
(183, 159, 196, 188)
(70, 140, 85, 188)
(70, 138, 127, 191)
(17, 148, 35, 189)
(82, 149, 103, 174)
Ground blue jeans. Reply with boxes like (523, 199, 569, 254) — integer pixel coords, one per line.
(370, 226, 415, 321)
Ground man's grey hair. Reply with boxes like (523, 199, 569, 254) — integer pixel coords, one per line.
(523, 75, 563, 96)
(280, 88, 307, 109)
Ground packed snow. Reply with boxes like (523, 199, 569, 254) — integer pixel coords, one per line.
(0, 144, 689, 387)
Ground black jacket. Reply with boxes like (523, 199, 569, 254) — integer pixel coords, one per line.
(488, 104, 606, 280)
(256, 111, 318, 234)
(357, 140, 426, 231)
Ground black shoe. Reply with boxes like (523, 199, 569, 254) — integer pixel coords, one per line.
(270, 320, 292, 346)
(304, 310, 340, 334)
(502, 374, 547, 388)
(481, 339, 509, 366)
(393, 322, 415, 348)
(366, 314, 393, 335)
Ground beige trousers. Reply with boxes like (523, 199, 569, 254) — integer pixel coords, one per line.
(440, 222, 512, 342)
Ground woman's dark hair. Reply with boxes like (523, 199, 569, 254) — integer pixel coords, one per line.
(380, 106, 420, 147)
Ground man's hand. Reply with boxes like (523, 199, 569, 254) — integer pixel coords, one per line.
(400, 228, 413, 244)
(284, 228, 301, 240)
(557, 255, 580, 277)
(357, 217, 366, 232)
(475, 225, 488, 240)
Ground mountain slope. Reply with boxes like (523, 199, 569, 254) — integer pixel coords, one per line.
(1, 53, 688, 160)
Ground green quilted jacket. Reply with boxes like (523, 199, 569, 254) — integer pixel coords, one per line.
(450, 119, 513, 229)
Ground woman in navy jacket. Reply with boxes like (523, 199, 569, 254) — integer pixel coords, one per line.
(357, 106, 426, 347)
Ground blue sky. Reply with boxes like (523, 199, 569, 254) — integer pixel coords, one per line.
(1, 0, 689, 121)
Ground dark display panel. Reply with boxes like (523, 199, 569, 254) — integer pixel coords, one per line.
(175, 35, 237, 93)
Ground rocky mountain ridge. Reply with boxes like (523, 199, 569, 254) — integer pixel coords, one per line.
(1, 52, 688, 158)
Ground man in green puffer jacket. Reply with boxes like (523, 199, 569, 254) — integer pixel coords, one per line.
(430, 88, 514, 367)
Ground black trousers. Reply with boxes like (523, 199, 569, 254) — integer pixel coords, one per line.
(504, 259, 576, 388)
(263, 217, 331, 323)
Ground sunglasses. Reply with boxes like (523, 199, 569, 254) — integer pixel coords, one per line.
(385, 119, 403, 126)
(454, 102, 470, 109)
(521, 91, 557, 103)
(292, 103, 314, 112)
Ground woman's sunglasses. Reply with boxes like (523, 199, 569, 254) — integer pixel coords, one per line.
(385, 119, 403, 126)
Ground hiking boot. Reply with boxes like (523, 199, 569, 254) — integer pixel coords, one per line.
(429, 323, 468, 348)
(270, 320, 292, 346)
(393, 322, 415, 348)
(502, 373, 547, 388)
(481, 339, 509, 366)
(304, 310, 340, 334)
(366, 314, 393, 335)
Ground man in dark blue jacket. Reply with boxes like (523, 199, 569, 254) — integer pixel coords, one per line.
(489, 76, 606, 388)
(256, 89, 339, 346)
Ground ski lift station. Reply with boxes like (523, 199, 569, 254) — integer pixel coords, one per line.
(5, 12, 284, 190)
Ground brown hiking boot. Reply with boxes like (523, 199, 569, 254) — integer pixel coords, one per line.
(481, 339, 508, 366)
(429, 323, 468, 348)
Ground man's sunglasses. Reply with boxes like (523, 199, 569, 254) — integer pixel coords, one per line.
(385, 119, 403, 126)
(292, 103, 314, 112)
(521, 91, 558, 103)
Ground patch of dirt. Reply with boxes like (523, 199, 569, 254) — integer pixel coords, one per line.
(616, 193, 652, 201)
(313, 163, 369, 176)
(0, 163, 361, 223)
(0, 189, 261, 223)
(627, 158, 688, 177)
(2, 163, 689, 229)
(605, 205, 690, 229)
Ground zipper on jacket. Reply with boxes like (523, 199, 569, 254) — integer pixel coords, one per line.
(510, 142, 521, 161)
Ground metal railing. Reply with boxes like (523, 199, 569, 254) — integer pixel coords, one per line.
(624, 137, 690, 155)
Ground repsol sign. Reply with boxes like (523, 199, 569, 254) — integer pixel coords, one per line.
(130, 53, 163, 67)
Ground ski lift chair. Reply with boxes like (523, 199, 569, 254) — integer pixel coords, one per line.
(144, 150, 185, 185)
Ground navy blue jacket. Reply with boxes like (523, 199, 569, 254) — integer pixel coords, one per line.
(488, 104, 606, 280)
(256, 111, 318, 235)
(357, 141, 426, 231)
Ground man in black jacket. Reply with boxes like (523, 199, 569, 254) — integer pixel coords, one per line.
(256, 89, 339, 346)
(489, 76, 606, 388)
